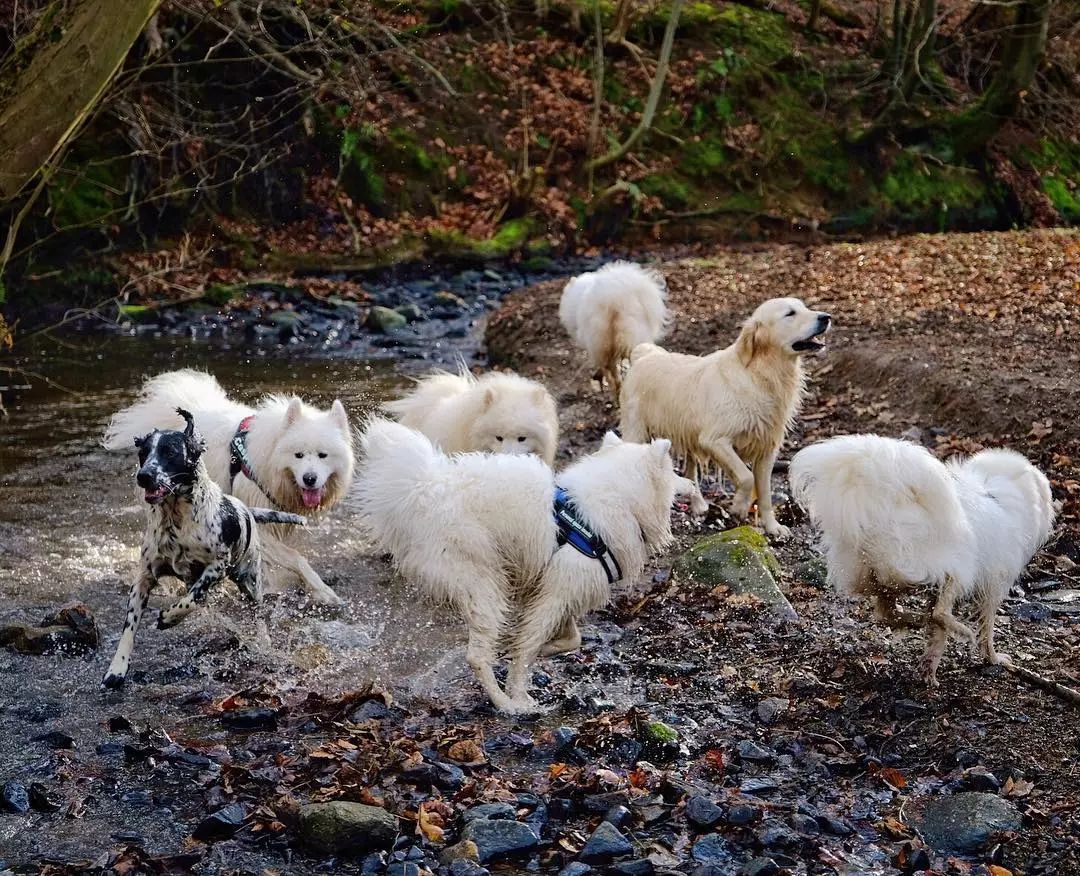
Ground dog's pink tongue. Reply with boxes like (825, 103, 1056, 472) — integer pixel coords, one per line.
(302, 487, 323, 508)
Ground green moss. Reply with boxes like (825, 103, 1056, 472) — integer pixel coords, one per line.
(683, 138, 728, 178)
(713, 5, 791, 66)
(204, 283, 243, 306)
(116, 304, 153, 323)
(713, 526, 782, 580)
(1043, 177, 1080, 222)
(1024, 140, 1080, 223)
(640, 174, 694, 207)
(48, 158, 127, 228)
(879, 151, 989, 228)
(641, 721, 679, 744)
(427, 218, 537, 261)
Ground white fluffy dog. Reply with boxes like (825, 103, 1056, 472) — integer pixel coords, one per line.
(559, 261, 670, 402)
(355, 419, 690, 713)
(104, 369, 354, 605)
(384, 369, 559, 465)
(620, 297, 831, 537)
(790, 434, 1055, 686)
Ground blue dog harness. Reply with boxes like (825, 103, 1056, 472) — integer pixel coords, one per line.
(553, 486, 622, 584)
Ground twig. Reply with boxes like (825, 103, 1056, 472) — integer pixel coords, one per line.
(1003, 661, 1080, 707)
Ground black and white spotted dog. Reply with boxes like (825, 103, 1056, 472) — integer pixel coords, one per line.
(103, 408, 304, 689)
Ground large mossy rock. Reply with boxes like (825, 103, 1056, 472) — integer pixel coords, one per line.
(673, 526, 797, 621)
(298, 801, 397, 854)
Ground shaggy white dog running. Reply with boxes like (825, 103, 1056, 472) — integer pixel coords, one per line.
(789, 434, 1055, 686)
(620, 297, 831, 537)
(559, 261, 670, 403)
(384, 368, 559, 465)
(104, 369, 354, 605)
(355, 419, 691, 713)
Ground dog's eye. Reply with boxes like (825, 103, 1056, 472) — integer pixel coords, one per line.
(517, 436, 526, 443)
(318, 452, 327, 459)
(294, 452, 304, 459)
(786, 308, 796, 317)
(495, 436, 503, 442)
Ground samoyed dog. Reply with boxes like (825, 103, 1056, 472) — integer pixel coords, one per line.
(790, 434, 1055, 686)
(384, 368, 559, 466)
(104, 369, 354, 605)
(559, 261, 670, 402)
(355, 419, 691, 713)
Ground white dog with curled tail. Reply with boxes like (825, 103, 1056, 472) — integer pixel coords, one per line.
(789, 434, 1055, 686)
(355, 418, 693, 713)
(559, 261, 671, 403)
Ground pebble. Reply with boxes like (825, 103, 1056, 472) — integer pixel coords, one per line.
(559, 864, 592, 876)
(461, 818, 539, 863)
(726, 803, 761, 826)
(611, 861, 655, 876)
(756, 698, 789, 724)
(741, 858, 781, 876)
(193, 802, 247, 841)
(914, 792, 1022, 855)
(579, 821, 634, 863)
(684, 796, 724, 830)
(28, 783, 62, 813)
(0, 782, 29, 814)
(463, 802, 518, 823)
(603, 804, 633, 829)
(691, 834, 732, 864)
(221, 707, 279, 731)
(33, 730, 75, 749)
(739, 777, 781, 795)
(736, 739, 774, 763)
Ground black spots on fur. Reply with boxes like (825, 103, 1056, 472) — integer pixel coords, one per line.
(218, 500, 243, 549)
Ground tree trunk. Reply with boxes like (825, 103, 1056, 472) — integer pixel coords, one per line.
(586, 0, 685, 172)
(952, 0, 1051, 151)
(806, 0, 822, 33)
(0, 0, 164, 203)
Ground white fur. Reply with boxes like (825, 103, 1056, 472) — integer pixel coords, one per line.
(355, 419, 686, 713)
(383, 369, 559, 466)
(103, 369, 354, 604)
(559, 261, 670, 401)
(620, 296, 831, 537)
(790, 434, 1055, 685)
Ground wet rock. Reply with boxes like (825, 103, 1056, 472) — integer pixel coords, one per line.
(28, 783, 62, 813)
(460, 818, 539, 863)
(817, 814, 854, 836)
(757, 818, 800, 849)
(893, 842, 931, 873)
(463, 802, 518, 823)
(96, 741, 125, 756)
(397, 303, 424, 323)
(221, 707, 279, 731)
(33, 730, 75, 749)
(685, 796, 724, 830)
(386, 864, 420, 876)
(741, 858, 781, 876)
(790, 813, 820, 836)
(433, 291, 468, 310)
(1012, 601, 1052, 622)
(579, 821, 634, 863)
(893, 699, 928, 720)
(121, 789, 153, 807)
(193, 802, 247, 842)
(299, 801, 398, 854)
(673, 527, 797, 621)
(441, 840, 480, 866)
(368, 306, 408, 333)
(0, 602, 99, 655)
(740, 777, 781, 796)
(449, 861, 490, 876)
(736, 740, 774, 763)
(794, 557, 828, 588)
(603, 804, 633, 829)
(1, 782, 29, 814)
(726, 803, 761, 826)
(350, 699, 391, 723)
(958, 767, 1000, 793)
(400, 759, 464, 791)
(611, 861, 654, 876)
(756, 698, 789, 724)
(913, 793, 1021, 855)
(691, 834, 733, 864)
(559, 864, 592, 876)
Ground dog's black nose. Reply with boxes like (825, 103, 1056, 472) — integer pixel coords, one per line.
(818, 313, 831, 327)
(136, 470, 155, 489)
(302, 472, 318, 487)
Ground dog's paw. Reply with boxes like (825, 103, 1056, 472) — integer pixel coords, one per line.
(102, 671, 127, 690)
(308, 587, 345, 607)
(989, 651, 1013, 667)
(157, 608, 186, 629)
(764, 522, 791, 540)
(502, 697, 546, 717)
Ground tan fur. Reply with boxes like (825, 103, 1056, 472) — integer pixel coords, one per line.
(620, 297, 830, 537)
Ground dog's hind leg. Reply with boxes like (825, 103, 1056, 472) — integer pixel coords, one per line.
(103, 565, 155, 689)
(976, 578, 1010, 666)
(921, 574, 977, 687)
(259, 534, 343, 606)
(232, 560, 263, 604)
(158, 560, 226, 628)
(541, 616, 581, 657)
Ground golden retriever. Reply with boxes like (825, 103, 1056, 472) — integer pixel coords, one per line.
(619, 297, 830, 537)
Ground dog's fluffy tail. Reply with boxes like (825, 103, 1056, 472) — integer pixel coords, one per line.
(104, 369, 229, 450)
(790, 434, 968, 582)
(957, 448, 1055, 548)
(251, 509, 306, 526)
(629, 342, 663, 365)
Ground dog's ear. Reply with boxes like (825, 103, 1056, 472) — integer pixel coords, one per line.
(134, 434, 148, 450)
(285, 397, 304, 427)
(531, 385, 548, 404)
(601, 431, 623, 448)
(176, 407, 205, 457)
(650, 438, 672, 462)
(735, 319, 763, 367)
(482, 387, 496, 410)
(329, 399, 349, 433)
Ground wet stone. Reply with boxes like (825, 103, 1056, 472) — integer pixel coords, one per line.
(579, 821, 634, 863)
(756, 698, 789, 724)
(449, 861, 490, 876)
(790, 813, 820, 836)
(463, 802, 518, 823)
(611, 861, 655, 876)
(893, 699, 929, 720)
(460, 818, 539, 863)
(740, 777, 781, 796)
(958, 767, 1000, 793)
(28, 783, 62, 813)
(685, 796, 724, 830)
(33, 730, 75, 749)
(757, 819, 800, 849)
(193, 802, 247, 841)
(914, 792, 1022, 855)
(0, 782, 29, 814)
(221, 708, 279, 732)
(350, 699, 391, 723)
(299, 801, 398, 854)
(121, 789, 153, 807)
(736, 740, 774, 763)
(817, 814, 854, 836)
(726, 804, 761, 826)
(691, 834, 732, 865)
(559, 864, 592, 876)
(603, 804, 633, 829)
(741, 858, 781, 876)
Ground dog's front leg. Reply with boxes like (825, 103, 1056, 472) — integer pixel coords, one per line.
(103, 566, 155, 689)
(259, 532, 344, 606)
(158, 559, 226, 628)
(753, 449, 789, 539)
(702, 434, 754, 520)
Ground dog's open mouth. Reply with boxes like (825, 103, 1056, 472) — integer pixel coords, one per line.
(143, 486, 169, 503)
(792, 337, 827, 353)
(301, 487, 324, 508)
